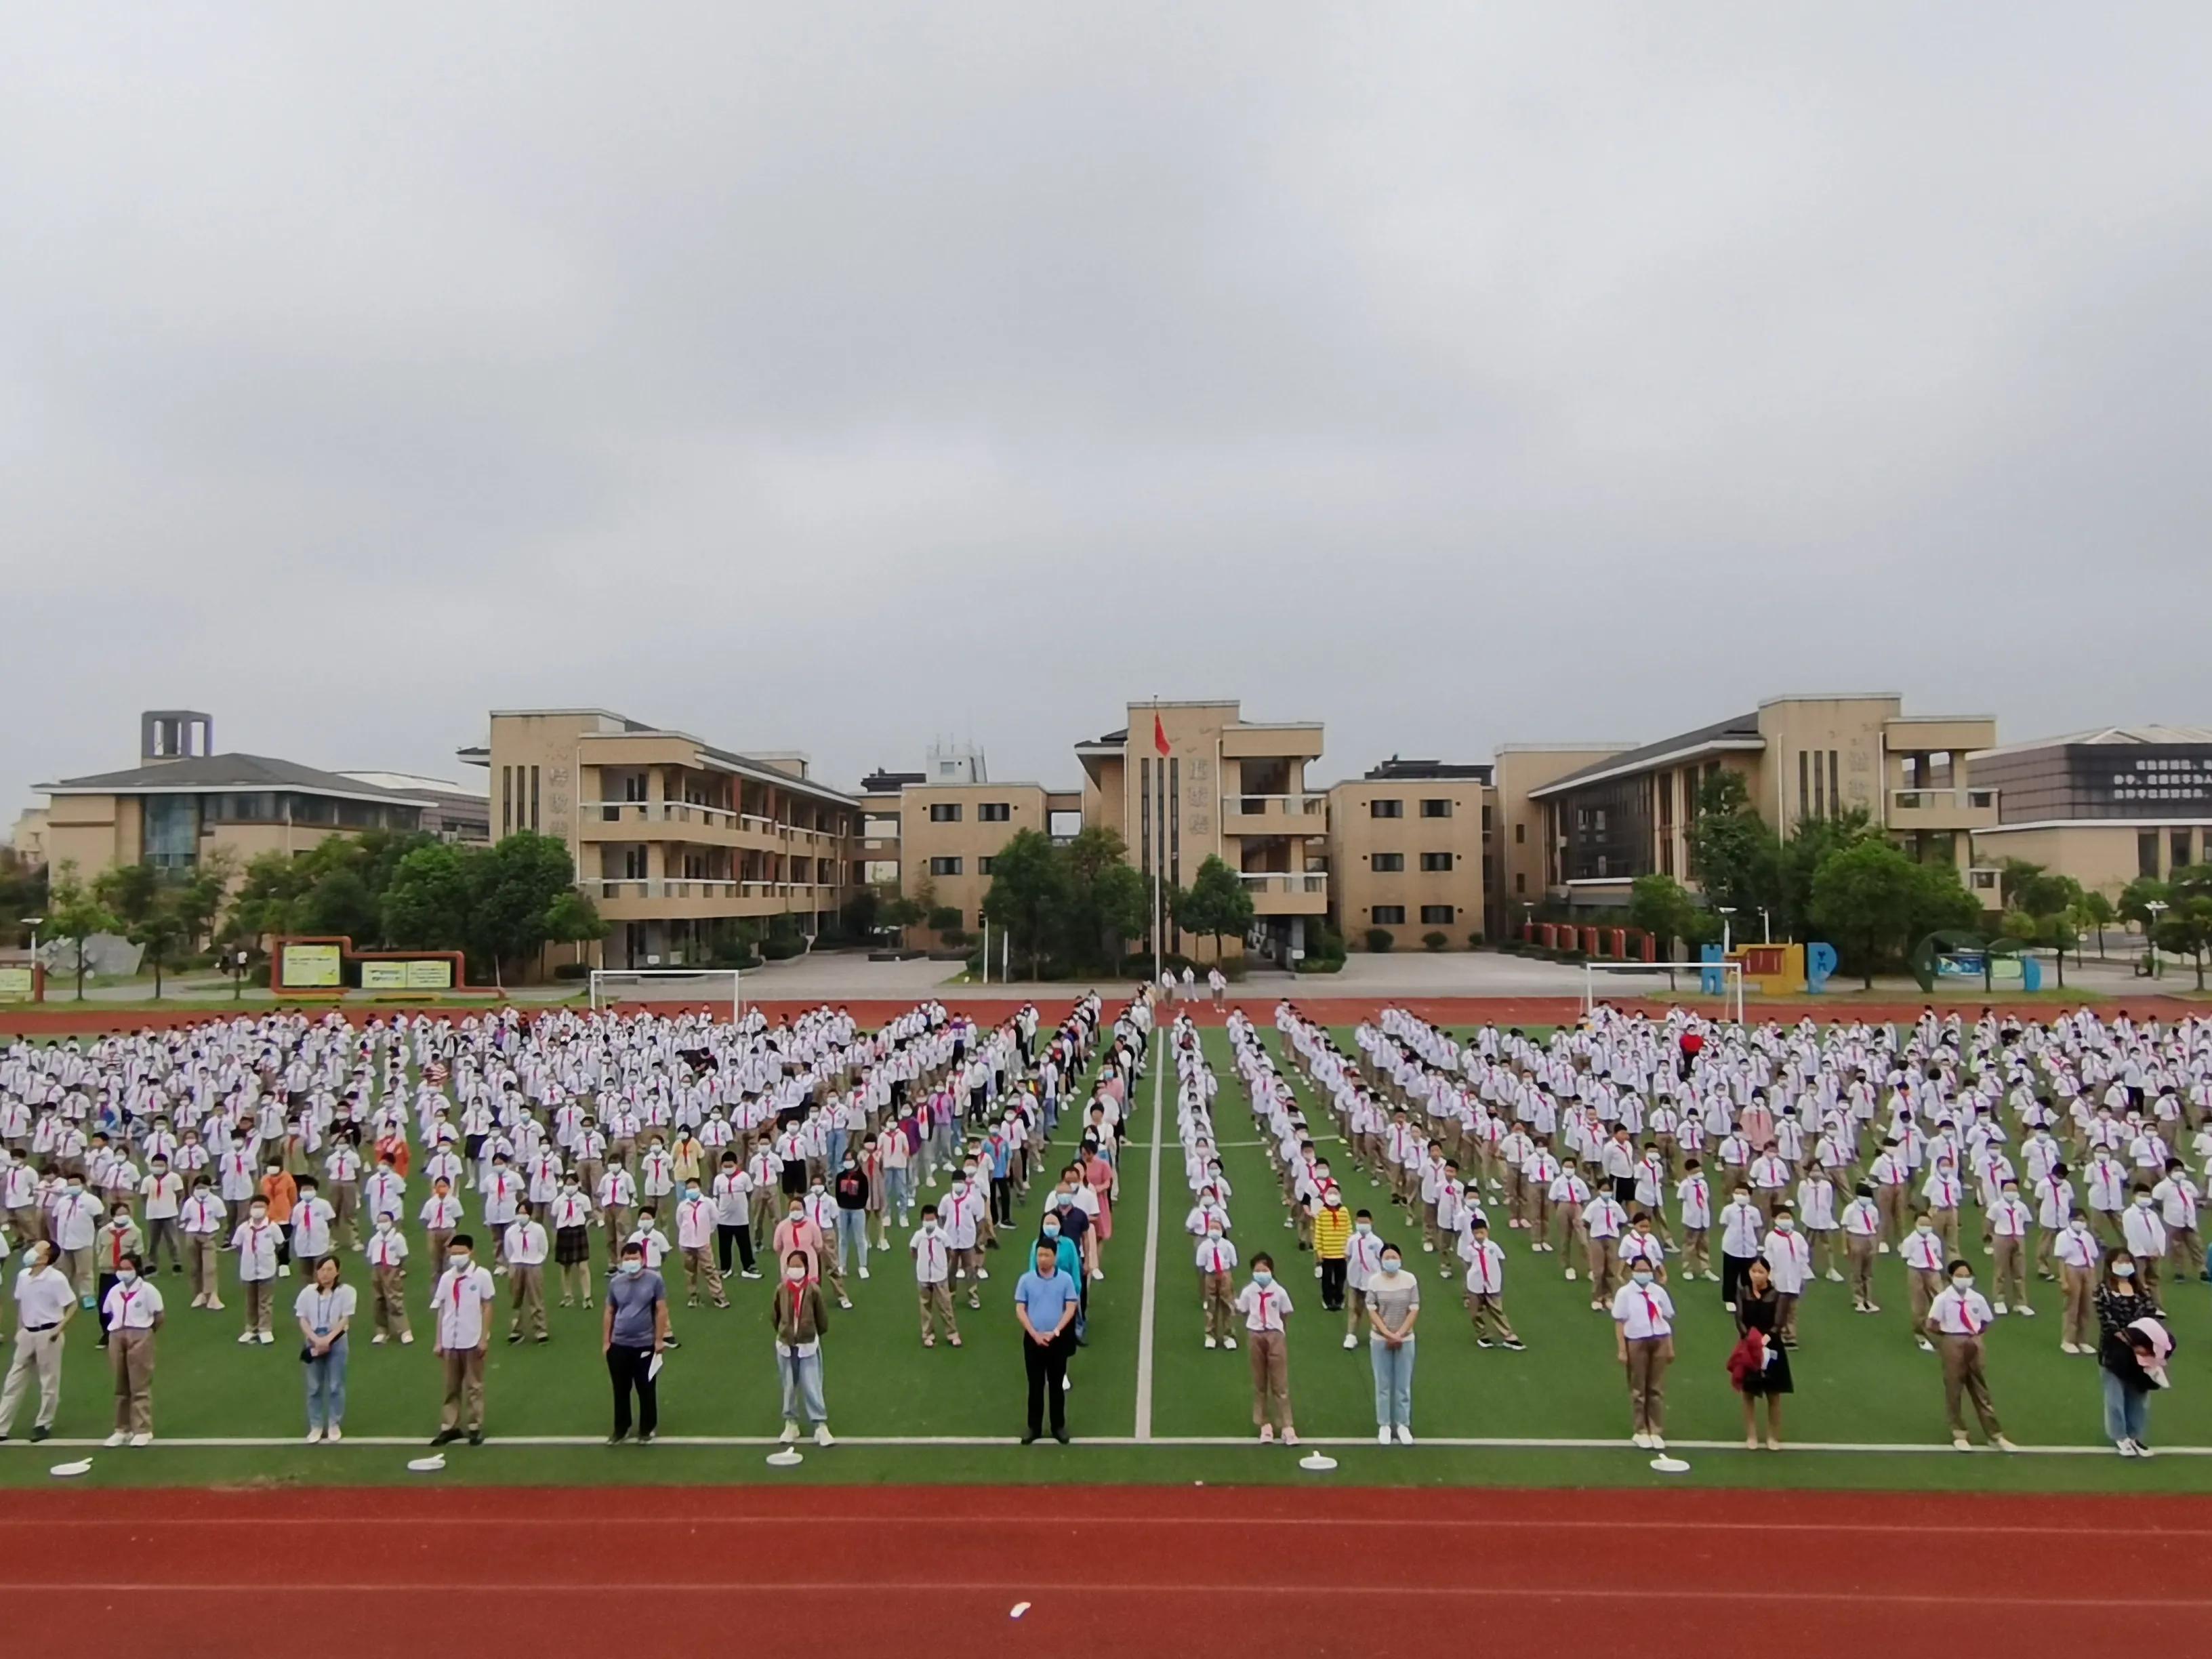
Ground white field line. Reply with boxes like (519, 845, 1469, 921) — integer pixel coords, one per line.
(1134, 1023, 1166, 1441)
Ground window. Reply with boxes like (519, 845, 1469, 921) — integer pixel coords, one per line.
(2173, 829, 2195, 871)
(1370, 905, 1406, 924)
(978, 802, 1010, 822)
(1514, 823, 1525, 844)
(977, 857, 996, 875)
(2139, 832, 2160, 879)
(1420, 852, 1452, 872)
(1481, 804, 1494, 834)
(1370, 799, 1403, 819)
(928, 803, 962, 823)
(1372, 853, 1405, 872)
(501, 767, 513, 836)
(1420, 798, 1452, 818)
(929, 856, 964, 876)
(1420, 905, 1455, 925)
(1515, 872, 1526, 895)
(530, 766, 541, 832)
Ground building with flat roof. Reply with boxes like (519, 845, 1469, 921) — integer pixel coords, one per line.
(335, 771, 491, 844)
(1966, 725, 2212, 894)
(1521, 695, 2000, 909)
(459, 709, 863, 969)
(1326, 759, 1492, 951)
(37, 712, 434, 880)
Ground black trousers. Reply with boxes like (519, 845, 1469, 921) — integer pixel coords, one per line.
(607, 1343, 657, 1438)
(716, 1223, 756, 1276)
(1023, 1333, 1068, 1436)
(1319, 1257, 1347, 1311)
(989, 1176, 1014, 1227)
(1721, 1252, 1756, 1307)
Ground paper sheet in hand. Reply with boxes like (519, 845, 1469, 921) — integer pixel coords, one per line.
(647, 1353, 664, 1381)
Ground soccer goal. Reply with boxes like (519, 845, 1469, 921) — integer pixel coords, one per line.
(589, 968, 743, 1021)
(1582, 958, 1745, 1023)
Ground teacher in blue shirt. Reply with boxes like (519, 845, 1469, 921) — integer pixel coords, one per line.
(1013, 1240, 1079, 1443)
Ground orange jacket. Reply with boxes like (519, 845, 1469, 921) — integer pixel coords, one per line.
(259, 1170, 298, 1225)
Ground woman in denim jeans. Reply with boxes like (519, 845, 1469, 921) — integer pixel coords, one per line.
(2094, 1257, 2165, 1456)
(295, 1257, 355, 1443)
(1365, 1246, 1421, 1446)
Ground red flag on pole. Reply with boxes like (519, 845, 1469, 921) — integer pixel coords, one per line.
(1153, 712, 1170, 757)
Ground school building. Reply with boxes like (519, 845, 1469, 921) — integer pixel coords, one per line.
(1963, 725, 2212, 892)
(35, 711, 469, 881)
(459, 709, 866, 969)
(1509, 694, 2003, 915)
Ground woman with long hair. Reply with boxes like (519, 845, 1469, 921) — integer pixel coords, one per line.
(1729, 1256, 1792, 1451)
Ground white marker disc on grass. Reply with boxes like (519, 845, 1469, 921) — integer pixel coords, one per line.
(1298, 1452, 1339, 1473)
(1649, 1455, 1691, 1474)
(49, 1460, 94, 1479)
(406, 1454, 447, 1473)
(765, 1448, 804, 1467)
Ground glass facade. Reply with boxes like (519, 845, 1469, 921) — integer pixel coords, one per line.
(142, 795, 199, 869)
(1560, 776, 1652, 882)
(1975, 743, 2212, 823)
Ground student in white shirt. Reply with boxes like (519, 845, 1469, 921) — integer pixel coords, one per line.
(365, 1215, 413, 1345)
(1233, 1253, 1296, 1445)
(909, 1203, 960, 1348)
(230, 1199, 285, 1345)
(1984, 1179, 2034, 1317)
(138, 1158, 185, 1277)
(1898, 1212, 1948, 1353)
(2052, 1214, 2102, 1354)
(1196, 1221, 1239, 1349)
(1458, 1218, 1521, 1350)
(0, 1241, 77, 1441)
(178, 1180, 226, 1311)
(2120, 1187, 2169, 1299)
(1674, 1158, 1715, 1281)
(295, 1256, 356, 1443)
(1343, 1210, 1385, 1349)
(1840, 1183, 1882, 1313)
(1610, 1264, 1675, 1450)
(1761, 1206, 1811, 1345)
(428, 1233, 497, 1446)
(1925, 1260, 2016, 1452)
(502, 1212, 551, 1344)
(99, 1253, 163, 1447)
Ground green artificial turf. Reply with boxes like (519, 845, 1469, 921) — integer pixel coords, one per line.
(2, 1023, 2207, 1492)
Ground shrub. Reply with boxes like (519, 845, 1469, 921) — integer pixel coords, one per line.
(1422, 930, 1450, 951)
(1364, 928, 1395, 954)
(926, 907, 964, 934)
(939, 926, 968, 949)
(760, 937, 806, 961)
(1294, 954, 1344, 974)
(1466, 930, 1485, 949)
(552, 962, 590, 981)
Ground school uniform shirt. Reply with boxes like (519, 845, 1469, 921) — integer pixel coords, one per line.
(140, 1171, 184, 1221)
(432, 1263, 498, 1348)
(1987, 1195, 2032, 1239)
(2052, 1225, 2100, 1271)
(1839, 1197, 1880, 1239)
(230, 1218, 284, 1281)
(2085, 1157, 2129, 1212)
(1345, 1231, 1386, 1290)
(674, 1196, 718, 1250)
(2152, 1175, 2200, 1233)
(1927, 1284, 1994, 1336)
(712, 1170, 754, 1227)
(1610, 1280, 1675, 1338)
(367, 1227, 409, 1269)
(1195, 1235, 1238, 1276)
(1718, 1201, 1765, 1259)
(291, 1196, 336, 1258)
(1582, 1195, 1627, 1241)
(909, 1226, 951, 1284)
(503, 1218, 550, 1267)
(1618, 1232, 1664, 1273)
(419, 1194, 464, 1233)
(548, 1191, 594, 1231)
(1763, 1227, 1811, 1294)
(939, 1190, 983, 1249)
(2121, 1204, 2169, 1258)
(625, 1227, 672, 1271)
(1461, 1237, 1507, 1295)
(102, 1278, 163, 1331)
(1898, 1230, 1946, 1274)
(179, 1193, 226, 1236)
(1675, 1174, 1712, 1229)
(1233, 1279, 1292, 1333)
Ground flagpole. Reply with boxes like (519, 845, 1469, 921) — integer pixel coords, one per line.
(1152, 699, 1164, 988)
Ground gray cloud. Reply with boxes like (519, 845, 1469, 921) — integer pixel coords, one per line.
(5, 4, 2209, 815)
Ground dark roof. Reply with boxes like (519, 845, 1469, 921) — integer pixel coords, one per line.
(1082, 727, 1129, 746)
(42, 753, 431, 802)
(859, 769, 926, 794)
(1533, 712, 1763, 795)
(1361, 757, 1494, 783)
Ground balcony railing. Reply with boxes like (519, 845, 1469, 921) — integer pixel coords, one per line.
(1223, 793, 1326, 819)
(582, 800, 741, 827)
(583, 878, 842, 901)
(1891, 788, 1997, 811)
(1238, 872, 1329, 895)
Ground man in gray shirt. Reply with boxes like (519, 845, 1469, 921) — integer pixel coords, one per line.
(602, 1241, 669, 1444)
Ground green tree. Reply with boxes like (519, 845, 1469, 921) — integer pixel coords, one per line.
(2009, 869, 2085, 988)
(1685, 771, 1780, 924)
(1172, 855, 1255, 963)
(1628, 872, 1700, 958)
(981, 830, 1071, 977)
(466, 832, 578, 984)
(880, 894, 925, 947)
(1057, 826, 1145, 969)
(1809, 840, 1925, 989)
(173, 848, 238, 953)
(45, 861, 121, 999)
(2154, 865, 2212, 989)
(541, 888, 607, 975)
(92, 863, 163, 932)
(380, 842, 475, 950)
(1089, 863, 1149, 963)
(129, 886, 191, 1000)
(2078, 889, 2116, 961)
(0, 846, 49, 944)
(1776, 808, 1879, 939)
(224, 850, 314, 943)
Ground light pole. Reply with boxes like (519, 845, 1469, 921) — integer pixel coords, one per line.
(22, 916, 41, 959)
(1717, 905, 1736, 956)
(2146, 899, 2169, 977)
(1759, 907, 1771, 944)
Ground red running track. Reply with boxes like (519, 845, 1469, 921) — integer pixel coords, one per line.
(5, 1484, 2209, 1658)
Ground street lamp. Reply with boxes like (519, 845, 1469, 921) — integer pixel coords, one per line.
(2146, 899, 2169, 977)
(1759, 907, 1772, 944)
(1717, 905, 1737, 956)
(22, 916, 41, 958)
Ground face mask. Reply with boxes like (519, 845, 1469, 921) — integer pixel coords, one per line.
(1252, 1269, 1273, 1288)
(1042, 1223, 1060, 1238)
(117, 1269, 138, 1286)
(2136, 1196, 2153, 1208)
(1380, 1257, 1402, 1274)
(922, 1220, 938, 1232)
(2112, 1262, 2135, 1280)
(1952, 1275, 1973, 1292)
(376, 1220, 393, 1232)
(621, 1260, 643, 1277)
(685, 1186, 700, 1200)
(787, 1210, 802, 1223)
(785, 1266, 806, 1284)
(1631, 1269, 1653, 1286)
(1915, 1222, 1931, 1233)
(250, 1208, 267, 1221)
(1775, 1218, 1794, 1232)
(449, 1254, 470, 1270)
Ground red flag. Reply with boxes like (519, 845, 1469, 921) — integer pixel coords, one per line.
(1153, 712, 1170, 757)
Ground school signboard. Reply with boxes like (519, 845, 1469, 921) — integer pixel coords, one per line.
(361, 959, 455, 991)
(0, 964, 40, 1002)
(279, 942, 343, 989)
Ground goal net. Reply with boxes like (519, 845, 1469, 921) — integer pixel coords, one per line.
(589, 968, 742, 1021)
(1582, 958, 1745, 1024)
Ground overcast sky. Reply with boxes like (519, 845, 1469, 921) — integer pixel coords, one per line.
(7, 5, 2211, 823)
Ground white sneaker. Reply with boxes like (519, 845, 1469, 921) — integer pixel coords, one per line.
(129, 1432, 152, 1448)
(104, 1431, 128, 1448)
(778, 1422, 801, 1443)
(237, 1332, 255, 1345)
(306, 1428, 323, 1444)
(1062, 1374, 1072, 1391)
(859, 1265, 870, 1280)
(1090, 1269, 1105, 1282)
(1422, 1241, 1435, 1253)
(1992, 1301, 2008, 1315)
(2017, 1305, 2036, 1317)
(1378, 1426, 1393, 1446)
(399, 1332, 414, 1345)
(1916, 1337, 1935, 1353)
(1564, 1267, 1577, 1282)
(1631, 1432, 1652, 1450)
(1648, 1435, 1665, 1451)
(2135, 1441, 2156, 1459)
(1824, 1269, 1845, 1283)
(371, 1334, 387, 1346)
(1877, 1242, 1891, 1254)
(1284, 1429, 1300, 1447)
(976, 1269, 989, 1281)
(813, 1423, 834, 1447)
(1223, 1336, 1236, 1350)
(2061, 1341, 2080, 1355)
(1343, 1333, 1357, 1349)
(1395, 1424, 1414, 1446)
(1204, 1336, 1217, 1349)
(838, 1297, 853, 1310)
(2118, 1439, 2139, 1458)
(258, 1332, 274, 1345)
(326, 1427, 343, 1443)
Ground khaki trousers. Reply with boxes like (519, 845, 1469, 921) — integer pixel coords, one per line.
(681, 1246, 724, 1305)
(439, 1347, 487, 1431)
(1200, 1269, 1235, 1341)
(108, 1326, 155, 1435)
(1847, 1235, 1877, 1305)
(1989, 1235, 2028, 1307)
(918, 1281, 958, 1340)
(508, 1264, 547, 1338)
(1680, 1227, 1710, 1274)
(243, 1277, 275, 1336)
(1465, 1291, 1517, 1343)
(186, 1235, 220, 1300)
(1939, 1334, 2002, 1439)
(372, 1265, 411, 1338)
(1623, 1335, 1673, 1435)
(0, 1326, 64, 1431)
(1246, 1328, 1292, 1431)
(2061, 1264, 2097, 1347)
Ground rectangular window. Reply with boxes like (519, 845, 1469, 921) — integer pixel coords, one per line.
(1420, 852, 1452, 872)
(1420, 798, 1452, 818)
(1515, 872, 1526, 895)
(1372, 853, 1404, 872)
(928, 803, 962, 823)
(1481, 804, 1494, 834)
(1370, 799, 1403, 819)
(1170, 757, 1181, 893)
(1420, 905, 1454, 925)
(530, 766, 541, 832)
(1514, 822, 1525, 844)
(977, 802, 1010, 822)
(2173, 829, 2194, 871)
(928, 856, 964, 876)
(2139, 832, 2160, 878)
(1829, 750, 1841, 817)
(977, 857, 996, 875)
(1140, 759, 1153, 874)
(501, 768, 513, 836)
(1371, 905, 1406, 925)
(1799, 751, 1810, 823)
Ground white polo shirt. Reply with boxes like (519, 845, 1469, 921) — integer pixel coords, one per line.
(12, 1264, 74, 1330)
(102, 1278, 163, 1331)
(1610, 1280, 1675, 1339)
(432, 1263, 497, 1349)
